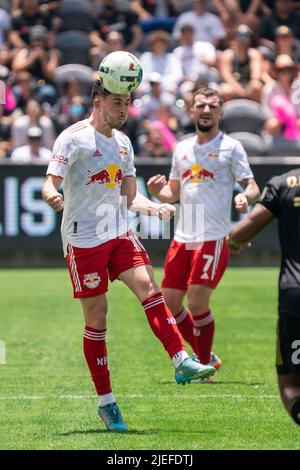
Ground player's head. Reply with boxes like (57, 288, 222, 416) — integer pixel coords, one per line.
(91, 79, 130, 130)
(191, 88, 223, 133)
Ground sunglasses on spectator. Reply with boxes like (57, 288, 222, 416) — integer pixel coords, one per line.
(277, 67, 294, 72)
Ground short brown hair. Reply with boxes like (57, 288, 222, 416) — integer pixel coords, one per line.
(193, 87, 223, 106)
(91, 79, 111, 100)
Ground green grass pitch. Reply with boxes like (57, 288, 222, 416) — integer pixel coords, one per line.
(0, 267, 299, 450)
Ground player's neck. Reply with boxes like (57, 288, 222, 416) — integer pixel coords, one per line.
(88, 114, 113, 138)
(196, 128, 220, 145)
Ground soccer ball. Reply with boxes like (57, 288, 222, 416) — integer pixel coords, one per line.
(98, 51, 143, 94)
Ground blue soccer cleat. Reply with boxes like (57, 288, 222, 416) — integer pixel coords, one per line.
(98, 403, 128, 432)
(175, 356, 215, 385)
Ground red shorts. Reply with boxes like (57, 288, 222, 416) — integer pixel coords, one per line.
(66, 231, 151, 298)
(161, 238, 230, 290)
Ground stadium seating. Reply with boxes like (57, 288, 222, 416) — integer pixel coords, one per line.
(221, 99, 266, 135)
(228, 132, 269, 156)
(267, 136, 300, 157)
(56, 30, 91, 66)
(59, 0, 92, 32)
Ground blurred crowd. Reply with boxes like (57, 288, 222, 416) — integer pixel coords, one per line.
(1, 0, 300, 162)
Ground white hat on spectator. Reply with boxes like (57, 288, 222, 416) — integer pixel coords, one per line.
(148, 72, 162, 84)
(27, 126, 42, 139)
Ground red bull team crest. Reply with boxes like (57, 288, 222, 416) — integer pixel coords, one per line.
(86, 164, 124, 188)
(83, 272, 101, 289)
(182, 165, 215, 183)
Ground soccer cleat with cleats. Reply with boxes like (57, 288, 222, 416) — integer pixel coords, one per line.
(98, 402, 128, 432)
(210, 351, 222, 370)
(175, 356, 215, 385)
(190, 352, 221, 383)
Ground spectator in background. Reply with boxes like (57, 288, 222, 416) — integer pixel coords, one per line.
(90, 30, 126, 70)
(142, 122, 173, 158)
(11, 25, 60, 105)
(261, 54, 300, 141)
(10, 0, 61, 17)
(130, 0, 180, 33)
(212, 0, 261, 40)
(260, 26, 300, 85)
(261, 0, 300, 14)
(90, 0, 143, 53)
(0, 65, 17, 116)
(141, 102, 178, 155)
(140, 30, 183, 94)
(11, 97, 55, 149)
(55, 94, 89, 133)
(140, 72, 175, 120)
(13, 70, 35, 111)
(173, 24, 219, 85)
(10, 125, 51, 163)
(0, 103, 11, 159)
(8, 0, 55, 49)
(219, 24, 262, 101)
(0, 7, 11, 46)
(0, 44, 14, 69)
(259, 0, 300, 49)
(172, 0, 226, 48)
(273, 26, 300, 63)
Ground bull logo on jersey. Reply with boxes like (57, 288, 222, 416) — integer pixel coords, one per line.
(86, 164, 123, 188)
(182, 165, 215, 183)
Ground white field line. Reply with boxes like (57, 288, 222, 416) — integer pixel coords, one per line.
(0, 393, 279, 401)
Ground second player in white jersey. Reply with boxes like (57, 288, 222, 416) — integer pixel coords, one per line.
(47, 120, 136, 255)
(170, 131, 253, 243)
(147, 88, 260, 374)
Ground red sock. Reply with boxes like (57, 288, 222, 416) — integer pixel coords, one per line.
(193, 311, 215, 364)
(173, 307, 195, 351)
(142, 292, 185, 358)
(83, 326, 112, 395)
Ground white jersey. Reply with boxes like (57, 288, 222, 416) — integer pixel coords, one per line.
(46, 119, 136, 255)
(170, 132, 253, 243)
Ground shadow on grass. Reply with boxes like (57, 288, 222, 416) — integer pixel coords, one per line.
(59, 429, 209, 436)
(161, 381, 265, 386)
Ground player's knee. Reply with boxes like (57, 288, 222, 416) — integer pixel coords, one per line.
(164, 297, 182, 315)
(82, 299, 107, 329)
(138, 276, 159, 298)
(187, 296, 209, 315)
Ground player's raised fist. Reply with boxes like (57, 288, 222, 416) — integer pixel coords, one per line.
(157, 203, 176, 222)
(234, 194, 248, 213)
(147, 174, 167, 197)
(45, 194, 64, 212)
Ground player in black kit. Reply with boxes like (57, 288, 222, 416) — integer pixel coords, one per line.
(227, 169, 300, 426)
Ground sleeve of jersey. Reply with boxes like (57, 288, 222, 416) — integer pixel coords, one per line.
(231, 141, 254, 182)
(257, 179, 281, 218)
(169, 145, 180, 181)
(124, 141, 136, 177)
(46, 133, 78, 179)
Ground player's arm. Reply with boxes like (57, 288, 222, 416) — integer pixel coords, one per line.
(234, 178, 260, 213)
(130, 191, 176, 222)
(227, 203, 273, 251)
(147, 175, 180, 203)
(42, 174, 64, 212)
(121, 176, 137, 209)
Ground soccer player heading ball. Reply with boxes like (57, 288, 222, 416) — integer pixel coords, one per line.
(42, 53, 215, 433)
